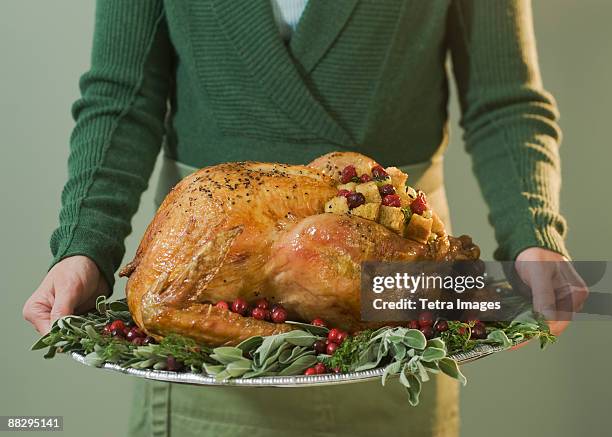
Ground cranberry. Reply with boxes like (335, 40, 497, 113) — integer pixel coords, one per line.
(346, 192, 366, 209)
(408, 320, 419, 329)
(314, 363, 327, 374)
(126, 327, 143, 341)
(143, 336, 155, 345)
(313, 340, 327, 354)
(326, 342, 339, 355)
(255, 298, 270, 309)
(337, 189, 352, 198)
(335, 331, 348, 345)
(304, 367, 317, 376)
(111, 328, 125, 338)
(340, 165, 358, 184)
(458, 326, 468, 336)
(418, 311, 434, 328)
(166, 355, 184, 372)
(327, 328, 341, 343)
(109, 320, 125, 332)
(434, 320, 449, 333)
(333, 367, 342, 374)
(420, 326, 435, 340)
(102, 325, 112, 336)
(270, 307, 288, 323)
(231, 298, 249, 316)
(410, 192, 428, 215)
(471, 324, 487, 339)
(359, 173, 372, 183)
(378, 184, 395, 196)
(132, 337, 145, 346)
(251, 307, 269, 320)
(371, 165, 388, 180)
(311, 318, 326, 327)
(381, 194, 401, 207)
(215, 301, 229, 310)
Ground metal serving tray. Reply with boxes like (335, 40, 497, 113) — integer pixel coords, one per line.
(69, 342, 511, 388)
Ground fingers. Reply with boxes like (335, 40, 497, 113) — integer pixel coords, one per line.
(528, 272, 557, 321)
(23, 291, 53, 335)
(49, 275, 84, 324)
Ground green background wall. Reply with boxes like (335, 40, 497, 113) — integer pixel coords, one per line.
(1, 1, 609, 435)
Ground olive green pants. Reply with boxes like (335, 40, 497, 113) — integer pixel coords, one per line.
(128, 156, 459, 437)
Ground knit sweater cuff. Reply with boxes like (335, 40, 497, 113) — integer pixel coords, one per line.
(494, 220, 569, 261)
(50, 225, 123, 291)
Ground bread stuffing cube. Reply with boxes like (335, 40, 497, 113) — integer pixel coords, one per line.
(379, 205, 406, 235)
(355, 181, 382, 203)
(404, 213, 433, 244)
(350, 202, 380, 221)
(325, 196, 349, 214)
(337, 182, 357, 192)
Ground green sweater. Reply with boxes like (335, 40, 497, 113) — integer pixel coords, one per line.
(51, 0, 568, 289)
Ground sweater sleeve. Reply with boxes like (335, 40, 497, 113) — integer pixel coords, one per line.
(447, 0, 568, 260)
(50, 0, 172, 288)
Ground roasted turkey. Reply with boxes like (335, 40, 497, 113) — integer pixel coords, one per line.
(120, 152, 479, 346)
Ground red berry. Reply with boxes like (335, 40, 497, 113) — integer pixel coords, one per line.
(304, 367, 317, 376)
(111, 328, 125, 338)
(327, 328, 341, 343)
(420, 326, 435, 340)
(381, 194, 401, 207)
(410, 192, 428, 215)
(346, 192, 366, 209)
(408, 320, 419, 329)
(314, 363, 327, 374)
(359, 173, 372, 183)
(270, 306, 287, 323)
(335, 331, 348, 345)
(167, 355, 184, 372)
(126, 327, 142, 341)
(311, 318, 326, 327)
(337, 189, 351, 198)
(231, 298, 249, 316)
(313, 340, 327, 354)
(458, 326, 468, 336)
(333, 367, 342, 374)
(143, 336, 155, 345)
(326, 342, 339, 355)
(255, 298, 270, 309)
(434, 320, 449, 333)
(379, 184, 396, 196)
(215, 301, 229, 310)
(471, 324, 487, 339)
(418, 311, 434, 328)
(102, 325, 112, 336)
(340, 165, 358, 184)
(109, 320, 125, 332)
(251, 307, 269, 320)
(371, 165, 388, 179)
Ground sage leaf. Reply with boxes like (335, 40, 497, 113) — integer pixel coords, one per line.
(278, 355, 318, 376)
(210, 347, 244, 365)
(404, 329, 427, 350)
(381, 361, 401, 386)
(421, 347, 446, 363)
(486, 330, 512, 349)
(439, 358, 467, 385)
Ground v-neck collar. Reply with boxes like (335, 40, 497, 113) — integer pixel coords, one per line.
(210, 0, 354, 146)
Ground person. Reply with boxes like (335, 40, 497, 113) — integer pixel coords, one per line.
(23, 1, 587, 436)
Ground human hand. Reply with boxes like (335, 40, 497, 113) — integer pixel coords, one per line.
(514, 247, 588, 341)
(23, 255, 110, 335)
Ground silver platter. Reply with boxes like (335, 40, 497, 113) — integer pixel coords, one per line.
(69, 342, 512, 388)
